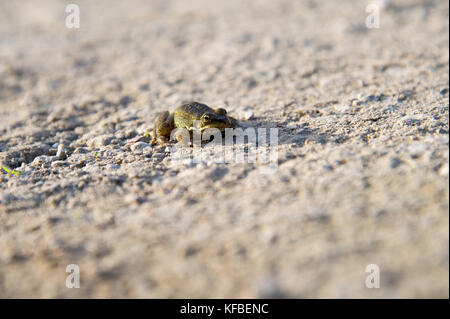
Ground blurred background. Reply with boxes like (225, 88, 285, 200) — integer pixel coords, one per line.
(0, 0, 448, 298)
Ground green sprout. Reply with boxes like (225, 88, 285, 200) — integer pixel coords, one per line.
(1, 164, 21, 176)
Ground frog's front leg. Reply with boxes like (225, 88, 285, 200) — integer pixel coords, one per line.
(151, 111, 175, 146)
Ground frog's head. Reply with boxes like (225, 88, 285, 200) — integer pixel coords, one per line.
(200, 109, 234, 130)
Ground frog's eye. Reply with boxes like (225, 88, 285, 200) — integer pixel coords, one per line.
(202, 113, 212, 123)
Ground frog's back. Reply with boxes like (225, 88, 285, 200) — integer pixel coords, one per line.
(175, 102, 214, 119)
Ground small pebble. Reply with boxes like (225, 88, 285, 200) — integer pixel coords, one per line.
(31, 155, 54, 168)
(88, 135, 113, 147)
(131, 142, 149, 153)
(73, 147, 89, 154)
(142, 147, 152, 155)
(56, 144, 67, 160)
(105, 164, 120, 170)
(153, 153, 165, 160)
(51, 161, 69, 168)
(244, 111, 254, 120)
(286, 122, 297, 129)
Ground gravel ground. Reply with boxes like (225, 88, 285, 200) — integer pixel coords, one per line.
(0, 0, 448, 298)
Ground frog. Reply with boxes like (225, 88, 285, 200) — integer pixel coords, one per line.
(151, 101, 237, 146)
